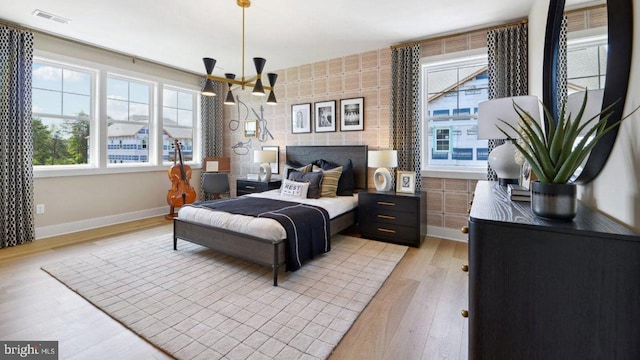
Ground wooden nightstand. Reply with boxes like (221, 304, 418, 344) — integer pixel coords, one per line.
(236, 179, 281, 196)
(358, 190, 425, 247)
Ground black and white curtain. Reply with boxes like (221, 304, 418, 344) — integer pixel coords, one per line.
(486, 23, 529, 180)
(0, 26, 34, 248)
(199, 80, 224, 199)
(390, 44, 422, 191)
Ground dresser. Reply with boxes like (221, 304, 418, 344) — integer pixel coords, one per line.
(236, 179, 281, 196)
(467, 181, 640, 359)
(358, 190, 425, 247)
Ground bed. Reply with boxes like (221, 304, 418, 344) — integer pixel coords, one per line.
(173, 145, 368, 285)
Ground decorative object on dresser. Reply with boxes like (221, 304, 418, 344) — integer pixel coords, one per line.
(368, 149, 398, 192)
(236, 178, 281, 196)
(253, 149, 277, 181)
(507, 183, 530, 201)
(314, 100, 336, 132)
(291, 103, 312, 133)
(358, 190, 425, 247)
(478, 95, 540, 186)
(395, 171, 415, 194)
(466, 181, 640, 359)
(340, 97, 364, 131)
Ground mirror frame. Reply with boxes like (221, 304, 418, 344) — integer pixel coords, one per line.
(542, 0, 633, 184)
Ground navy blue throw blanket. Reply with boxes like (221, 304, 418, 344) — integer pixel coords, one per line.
(193, 197, 330, 271)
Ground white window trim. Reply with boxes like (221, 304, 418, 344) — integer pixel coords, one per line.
(420, 48, 488, 180)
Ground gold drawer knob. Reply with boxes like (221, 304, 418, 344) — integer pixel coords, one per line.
(461, 309, 469, 318)
(469, 200, 473, 206)
(461, 226, 469, 234)
(461, 264, 468, 272)
(466, 208, 471, 214)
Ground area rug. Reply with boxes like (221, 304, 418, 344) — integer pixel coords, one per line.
(41, 233, 407, 359)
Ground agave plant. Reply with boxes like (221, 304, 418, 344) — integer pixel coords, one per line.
(498, 92, 636, 184)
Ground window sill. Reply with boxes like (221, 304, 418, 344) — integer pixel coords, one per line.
(421, 168, 486, 180)
(34, 163, 203, 178)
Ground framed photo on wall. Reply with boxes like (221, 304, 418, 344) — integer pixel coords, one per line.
(340, 97, 364, 131)
(243, 120, 258, 138)
(261, 145, 279, 174)
(314, 100, 336, 132)
(396, 171, 416, 193)
(291, 103, 312, 133)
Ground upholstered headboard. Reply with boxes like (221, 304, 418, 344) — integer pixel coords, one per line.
(285, 145, 368, 190)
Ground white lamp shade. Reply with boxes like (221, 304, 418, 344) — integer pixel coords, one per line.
(253, 150, 276, 163)
(368, 150, 398, 168)
(566, 89, 604, 135)
(478, 95, 540, 140)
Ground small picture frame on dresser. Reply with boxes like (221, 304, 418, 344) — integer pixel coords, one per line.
(396, 171, 415, 193)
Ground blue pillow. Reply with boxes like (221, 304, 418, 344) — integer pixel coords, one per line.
(319, 159, 354, 196)
(288, 171, 324, 199)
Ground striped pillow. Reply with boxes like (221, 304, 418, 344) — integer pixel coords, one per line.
(320, 166, 342, 197)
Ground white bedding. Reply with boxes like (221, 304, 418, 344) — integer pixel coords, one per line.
(177, 190, 358, 241)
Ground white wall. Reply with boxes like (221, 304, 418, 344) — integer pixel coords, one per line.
(529, 0, 640, 232)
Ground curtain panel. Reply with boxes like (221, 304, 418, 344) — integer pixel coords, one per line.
(390, 44, 422, 191)
(486, 23, 529, 181)
(199, 80, 224, 199)
(0, 26, 35, 247)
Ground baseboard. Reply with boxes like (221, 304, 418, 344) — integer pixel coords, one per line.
(35, 206, 168, 240)
(427, 226, 468, 243)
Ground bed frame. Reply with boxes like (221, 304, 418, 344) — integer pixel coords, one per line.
(173, 145, 368, 286)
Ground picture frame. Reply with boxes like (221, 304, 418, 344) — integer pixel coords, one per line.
(520, 161, 536, 189)
(291, 103, 312, 133)
(243, 120, 258, 138)
(314, 100, 336, 132)
(340, 97, 364, 131)
(261, 145, 279, 174)
(396, 171, 416, 194)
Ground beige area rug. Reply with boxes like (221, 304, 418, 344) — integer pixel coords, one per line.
(41, 233, 407, 360)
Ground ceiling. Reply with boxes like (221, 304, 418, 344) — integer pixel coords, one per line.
(0, 0, 597, 77)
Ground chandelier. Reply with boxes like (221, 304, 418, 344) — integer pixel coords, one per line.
(201, 0, 277, 105)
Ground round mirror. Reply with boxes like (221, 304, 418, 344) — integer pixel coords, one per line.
(542, 0, 633, 184)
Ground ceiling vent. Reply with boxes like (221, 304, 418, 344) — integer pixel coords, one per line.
(32, 9, 70, 24)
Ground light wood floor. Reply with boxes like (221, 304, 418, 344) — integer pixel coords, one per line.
(0, 218, 469, 360)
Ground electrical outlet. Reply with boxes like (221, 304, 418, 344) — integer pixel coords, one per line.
(36, 204, 45, 214)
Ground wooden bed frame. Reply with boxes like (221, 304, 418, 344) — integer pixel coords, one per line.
(173, 145, 368, 286)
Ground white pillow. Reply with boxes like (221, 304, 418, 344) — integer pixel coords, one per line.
(281, 179, 309, 198)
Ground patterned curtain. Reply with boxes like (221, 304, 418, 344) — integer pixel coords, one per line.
(0, 26, 34, 248)
(486, 22, 529, 180)
(199, 79, 224, 199)
(390, 44, 421, 191)
(556, 17, 568, 115)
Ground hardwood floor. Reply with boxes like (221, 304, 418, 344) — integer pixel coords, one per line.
(0, 218, 469, 360)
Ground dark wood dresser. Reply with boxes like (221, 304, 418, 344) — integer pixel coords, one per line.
(467, 181, 640, 359)
(236, 179, 281, 196)
(358, 190, 425, 247)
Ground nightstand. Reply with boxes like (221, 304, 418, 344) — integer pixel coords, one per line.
(358, 190, 425, 247)
(236, 179, 281, 196)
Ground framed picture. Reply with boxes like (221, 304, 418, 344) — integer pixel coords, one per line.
(243, 120, 258, 138)
(314, 100, 336, 132)
(520, 161, 537, 189)
(396, 171, 416, 193)
(340, 97, 364, 131)
(291, 103, 312, 133)
(261, 145, 279, 174)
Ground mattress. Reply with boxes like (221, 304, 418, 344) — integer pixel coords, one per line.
(177, 190, 358, 241)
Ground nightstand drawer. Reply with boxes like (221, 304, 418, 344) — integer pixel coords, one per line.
(359, 193, 417, 213)
(360, 209, 416, 227)
(236, 179, 281, 196)
(361, 222, 419, 244)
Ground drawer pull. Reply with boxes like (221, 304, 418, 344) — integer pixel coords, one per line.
(245, 186, 256, 189)
(378, 228, 396, 234)
(377, 215, 396, 220)
(461, 264, 469, 272)
(461, 309, 468, 318)
(466, 208, 471, 214)
(461, 226, 469, 234)
(377, 201, 396, 206)
(469, 200, 473, 206)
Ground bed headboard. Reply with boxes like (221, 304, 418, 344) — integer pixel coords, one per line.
(285, 145, 368, 190)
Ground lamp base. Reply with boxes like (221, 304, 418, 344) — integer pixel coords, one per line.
(259, 163, 272, 182)
(488, 140, 521, 186)
(373, 167, 393, 192)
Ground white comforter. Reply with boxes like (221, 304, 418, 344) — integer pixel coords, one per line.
(177, 190, 358, 241)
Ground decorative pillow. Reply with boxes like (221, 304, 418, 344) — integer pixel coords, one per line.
(319, 166, 343, 197)
(280, 179, 309, 198)
(319, 159, 355, 196)
(289, 171, 324, 199)
(284, 161, 312, 178)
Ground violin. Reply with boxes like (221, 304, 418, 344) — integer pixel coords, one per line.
(166, 139, 196, 218)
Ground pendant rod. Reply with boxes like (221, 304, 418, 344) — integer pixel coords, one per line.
(241, 5, 246, 88)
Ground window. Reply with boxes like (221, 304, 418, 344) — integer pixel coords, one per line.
(567, 35, 607, 93)
(32, 61, 94, 165)
(422, 54, 489, 170)
(163, 88, 195, 162)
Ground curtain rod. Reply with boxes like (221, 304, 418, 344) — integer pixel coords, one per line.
(390, 18, 528, 50)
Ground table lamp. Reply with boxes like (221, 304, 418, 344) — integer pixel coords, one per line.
(566, 89, 604, 136)
(253, 150, 277, 182)
(368, 150, 398, 191)
(478, 95, 540, 186)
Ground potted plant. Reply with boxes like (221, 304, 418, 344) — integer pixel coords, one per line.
(498, 91, 636, 220)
